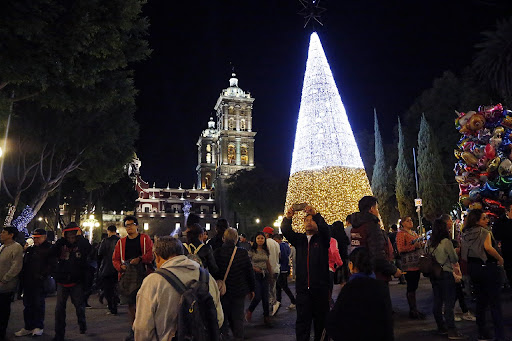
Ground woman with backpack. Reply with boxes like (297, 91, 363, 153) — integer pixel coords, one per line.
(245, 232, 272, 326)
(461, 209, 505, 341)
(396, 216, 426, 319)
(428, 218, 464, 339)
(184, 223, 218, 275)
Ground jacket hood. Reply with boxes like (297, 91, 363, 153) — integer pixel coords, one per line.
(462, 225, 482, 242)
(161, 254, 199, 271)
(351, 212, 379, 228)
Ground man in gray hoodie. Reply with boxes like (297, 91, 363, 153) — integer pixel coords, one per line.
(0, 225, 23, 341)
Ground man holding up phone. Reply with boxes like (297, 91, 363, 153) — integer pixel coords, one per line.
(281, 204, 330, 341)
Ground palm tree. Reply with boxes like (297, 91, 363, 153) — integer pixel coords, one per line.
(473, 16, 512, 103)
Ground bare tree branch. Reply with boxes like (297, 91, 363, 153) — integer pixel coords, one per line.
(11, 92, 40, 102)
(0, 81, 9, 90)
(1, 175, 14, 200)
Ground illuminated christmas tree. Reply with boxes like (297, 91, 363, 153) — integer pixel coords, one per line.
(285, 32, 373, 231)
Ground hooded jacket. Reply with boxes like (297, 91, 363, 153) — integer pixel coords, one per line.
(350, 212, 397, 279)
(184, 240, 219, 275)
(133, 255, 224, 341)
(281, 213, 330, 292)
(461, 225, 492, 263)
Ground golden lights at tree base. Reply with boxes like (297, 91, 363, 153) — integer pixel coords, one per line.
(285, 167, 372, 232)
(285, 32, 372, 232)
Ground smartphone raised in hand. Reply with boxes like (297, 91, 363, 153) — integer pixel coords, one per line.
(292, 203, 307, 211)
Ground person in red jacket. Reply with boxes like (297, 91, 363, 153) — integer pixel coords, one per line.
(112, 216, 153, 341)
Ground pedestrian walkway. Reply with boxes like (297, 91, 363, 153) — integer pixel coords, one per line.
(5, 278, 512, 340)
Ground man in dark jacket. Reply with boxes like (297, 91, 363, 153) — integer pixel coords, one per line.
(350, 196, 401, 282)
(50, 223, 92, 341)
(213, 228, 255, 341)
(207, 218, 229, 251)
(492, 202, 512, 287)
(281, 205, 330, 341)
(15, 229, 53, 337)
(98, 225, 120, 315)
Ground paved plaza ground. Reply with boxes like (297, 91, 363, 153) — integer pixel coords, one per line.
(5, 277, 512, 340)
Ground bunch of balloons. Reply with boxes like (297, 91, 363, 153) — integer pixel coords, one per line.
(454, 104, 512, 219)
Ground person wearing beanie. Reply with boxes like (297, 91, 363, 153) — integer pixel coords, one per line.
(49, 222, 92, 341)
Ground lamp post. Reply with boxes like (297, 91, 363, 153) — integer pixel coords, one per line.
(82, 214, 100, 243)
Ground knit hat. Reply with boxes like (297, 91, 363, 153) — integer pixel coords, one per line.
(262, 226, 274, 235)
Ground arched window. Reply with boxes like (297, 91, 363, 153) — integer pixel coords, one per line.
(228, 144, 236, 164)
(241, 145, 248, 165)
(228, 118, 235, 130)
(240, 119, 246, 131)
(206, 153, 211, 164)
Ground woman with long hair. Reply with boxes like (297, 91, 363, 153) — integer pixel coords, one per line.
(325, 247, 393, 341)
(429, 218, 463, 339)
(395, 216, 425, 319)
(245, 232, 272, 326)
(461, 209, 505, 340)
(440, 214, 475, 322)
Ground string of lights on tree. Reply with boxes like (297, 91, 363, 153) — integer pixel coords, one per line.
(11, 205, 33, 236)
(285, 32, 372, 231)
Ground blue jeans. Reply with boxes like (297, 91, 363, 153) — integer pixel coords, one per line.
(248, 273, 269, 317)
(468, 261, 504, 339)
(430, 271, 456, 330)
(23, 284, 46, 330)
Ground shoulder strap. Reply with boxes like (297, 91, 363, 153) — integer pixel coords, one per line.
(199, 267, 209, 284)
(184, 243, 192, 254)
(156, 268, 187, 295)
(194, 244, 204, 254)
(223, 247, 237, 282)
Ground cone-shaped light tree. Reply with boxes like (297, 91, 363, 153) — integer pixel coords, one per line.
(285, 32, 373, 231)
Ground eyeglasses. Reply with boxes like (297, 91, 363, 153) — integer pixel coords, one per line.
(125, 223, 136, 227)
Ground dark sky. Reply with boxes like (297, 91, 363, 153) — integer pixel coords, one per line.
(133, 0, 512, 188)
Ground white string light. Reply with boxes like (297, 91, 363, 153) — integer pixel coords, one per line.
(286, 32, 372, 231)
(290, 32, 364, 174)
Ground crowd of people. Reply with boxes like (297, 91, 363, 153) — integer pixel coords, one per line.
(0, 195, 511, 341)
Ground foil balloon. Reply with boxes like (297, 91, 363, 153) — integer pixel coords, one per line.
(469, 202, 483, 210)
(458, 111, 486, 135)
(485, 144, 496, 159)
(462, 151, 478, 166)
(498, 159, 512, 176)
(459, 183, 470, 195)
(454, 149, 462, 159)
(497, 176, 512, 189)
(502, 115, 512, 129)
(480, 103, 504, 127)
(477, 128, 491, 144)
(453, 162, 464, 176)
(480, 181, 500, 198)
(460, 195, 471, 207)
(483, 198, 504, 210)
(472, 145, 486, 158)
(479, 173, 488, 183)
(487, 157, 501, 173)
(469, 188, 481, 201)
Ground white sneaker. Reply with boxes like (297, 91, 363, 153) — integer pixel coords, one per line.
(32, 328, 43, 336)
(462, 311, 476, 321)
(454, 315, 462, 322)
(14, 328, 33, 337)
(271, 302, 280, 316)
(287, 303, 296, 310)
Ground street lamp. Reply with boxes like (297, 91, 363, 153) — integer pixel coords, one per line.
(82, 215, 100, 243)
(255, 218, 261, 224)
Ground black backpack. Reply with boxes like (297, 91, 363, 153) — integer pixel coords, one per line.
(156, 267, 220, 341)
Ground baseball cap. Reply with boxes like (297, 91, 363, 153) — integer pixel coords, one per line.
(31, 228, 47, 238)
(262, 226, 274, 235)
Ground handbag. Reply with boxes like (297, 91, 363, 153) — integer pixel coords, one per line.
(216, 247, 237, 296)
(118, 262, 145, 297)
(400, 248, 423, 271)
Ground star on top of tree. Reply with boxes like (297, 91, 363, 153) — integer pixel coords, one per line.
(298, 0, 327, 28)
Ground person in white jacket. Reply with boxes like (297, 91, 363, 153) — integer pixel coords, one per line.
(133, 236, 224, 341)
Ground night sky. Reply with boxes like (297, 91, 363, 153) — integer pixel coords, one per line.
(133, 0, 512, 188)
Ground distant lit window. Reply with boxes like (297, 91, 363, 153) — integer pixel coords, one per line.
(206, 153, 211, 164)
(175, 222, 181, 229)
(241, 145, 248, 165)
(205, 223, 211, 231)
(228, 118, 235, 130)
(228, 144, 236, 164)
(206, 144, 211, 152)
(143, 223, 149, 231)
(240, 119, 246, 131)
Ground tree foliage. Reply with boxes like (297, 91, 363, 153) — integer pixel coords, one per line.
(395, 117, 416, 219)
(225, 168, 287, 235)
(371, 112, 398, 228)
(417, 115, 450, 221)
(473, 16, 512, 104)
(0, 0, 150, 228)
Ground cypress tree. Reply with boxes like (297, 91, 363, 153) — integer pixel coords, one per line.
(371, 110, 395, 228)
(395, 117, 416, 219)
(417, 114, 449, 221)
